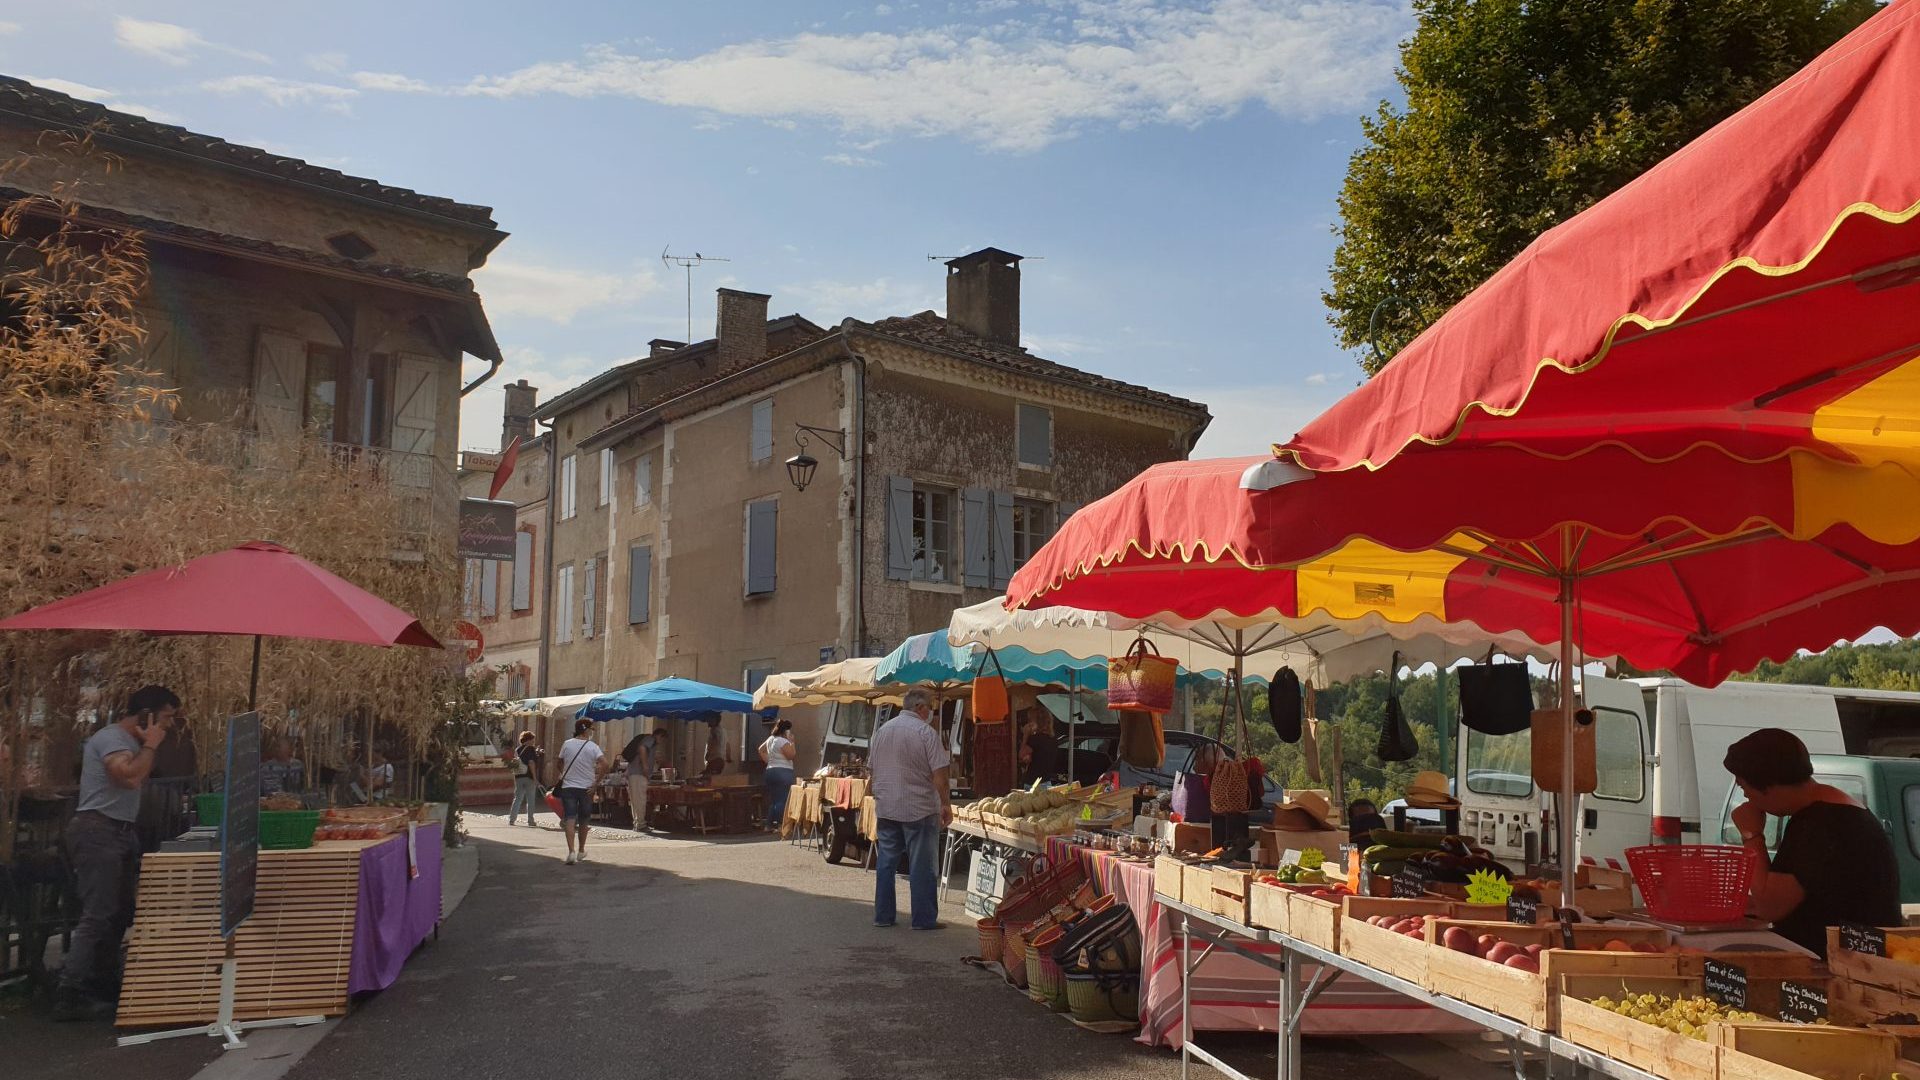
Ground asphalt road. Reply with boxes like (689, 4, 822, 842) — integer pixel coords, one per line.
(277, 814, 1504, 1080)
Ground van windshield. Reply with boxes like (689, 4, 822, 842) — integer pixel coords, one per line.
(1717, 772, 1870, 846)
(830, 702, 875, 740)
(1465, 727, 1535, 797)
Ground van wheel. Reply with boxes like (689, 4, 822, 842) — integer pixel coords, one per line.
(824, 822, 848, 864)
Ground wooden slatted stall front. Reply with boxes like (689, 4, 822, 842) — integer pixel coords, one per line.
(116, 839, 387, 1026)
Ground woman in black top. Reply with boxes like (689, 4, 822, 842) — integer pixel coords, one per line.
(1725, 728, 1900, 956)
(1019, 709, 1058, 784)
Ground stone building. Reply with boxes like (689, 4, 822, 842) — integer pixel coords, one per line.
(0, 77, 506, 550)
(534, 248, 1209, 772)
(457, 379, 549, 699)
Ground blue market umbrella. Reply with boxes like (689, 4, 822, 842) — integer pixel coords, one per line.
(578, 676, 774, 722)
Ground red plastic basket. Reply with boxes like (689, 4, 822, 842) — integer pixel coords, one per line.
(1625, 844, 1755, 924)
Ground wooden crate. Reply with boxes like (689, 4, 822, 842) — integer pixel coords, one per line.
(1154, 854, 1189, 903)
(1424, 920, 1675, 1029)
(1338, 897, 1453, 986)
(1183, 863, 1216, 911)
(1828, 927, 1920, 997)
(1248, 882, 1293, 934)
(1713, 1021, 1898, 1080)
(1557, 973, 1721, 1080)
(1211, 866, 1255, 924)
(1288, 891, 1341, 951)
(1831, 977, 1920, 1035)
(117, 842, 375, 1026)
(1671, 954, 1824, 1020)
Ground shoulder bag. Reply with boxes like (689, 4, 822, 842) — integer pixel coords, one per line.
(973, 648, 1011, 723)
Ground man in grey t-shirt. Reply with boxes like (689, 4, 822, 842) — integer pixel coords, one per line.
(868, 689, 952, 930)
(55, 685, 176, 1021)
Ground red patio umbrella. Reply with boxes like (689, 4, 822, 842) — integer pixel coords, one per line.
(1280, 0, 1920, 474)
(0, 539, 443, 704)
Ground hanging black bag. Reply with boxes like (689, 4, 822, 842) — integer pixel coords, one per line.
(1267, 666, 1303, 743)
(1376, 651, 1418, 762)
(1457, 654, 1534, 736)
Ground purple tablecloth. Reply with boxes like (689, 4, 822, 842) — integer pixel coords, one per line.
(347, 822, 442, 994)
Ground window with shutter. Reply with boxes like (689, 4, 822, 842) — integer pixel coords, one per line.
(628, 545, 652, 624)
(962, 488, 991, 587)
(251, 329, 306, 438)
(583, 558, 598, 639)
(635, 452, 653, 508)
(1016, 403, 1052, 469)
(885, 476, 914, 581)
(598, 450, 613, 507)
(560, 455, 578, 520)
(462, 560, 481, 618)
(1012, 498, 1053, 570)
(911, 486, 956, 584)
(750, 399, 773, 463)
(989, 490, 1015, 589)
(391, 353, 439, 456)
(745, 500, 777, 595)
(555, 565, 575, 644)
(512, 531, 533, 611)
(480, 559, 499, 618)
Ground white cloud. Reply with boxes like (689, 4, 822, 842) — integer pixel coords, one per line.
(307, 51, 349, 73)
(780, 276, 938, 321)
(20, 76, 183, 123)
(1304, 372, 1329, 386)
(1183, 379, 1346, 458)
(0, 21, 22, 35)
(1021, 331, 1102, 358)
(459, 345, 610, 453)
(442, 0, 1412, 151)
(474, 259, 662, 323)
(202, 75, 358, 110)
(875, 3, 894, 13)
(822, 152, 882, 167)
(114, 17, 268, 66)
(352, 71, 435, 93)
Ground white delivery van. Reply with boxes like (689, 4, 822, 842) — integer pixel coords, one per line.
(1456, 676, 1920, 870)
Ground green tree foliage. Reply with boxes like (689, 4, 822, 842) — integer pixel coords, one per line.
(1739, 639, 1920, 691)
(1325, 0, 1879, 372)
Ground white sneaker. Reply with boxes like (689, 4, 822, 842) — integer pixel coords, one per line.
(576, 849, 589, 863)
(564, 851, 578, 865)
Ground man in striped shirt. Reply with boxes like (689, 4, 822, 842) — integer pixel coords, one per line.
(868, 688, 952, 929)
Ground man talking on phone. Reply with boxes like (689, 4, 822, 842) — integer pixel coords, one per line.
(55, 684, 177, 1021)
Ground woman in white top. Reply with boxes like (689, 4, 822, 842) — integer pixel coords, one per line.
(758, 719, 798, 830)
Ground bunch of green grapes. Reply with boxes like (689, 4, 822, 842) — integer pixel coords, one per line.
(1586, 994, 1764, 1039)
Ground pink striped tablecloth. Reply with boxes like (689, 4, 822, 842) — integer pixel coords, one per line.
(1045, 838, 1475, 1049)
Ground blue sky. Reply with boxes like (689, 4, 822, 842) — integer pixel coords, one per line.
(4, 0, 1416, 455)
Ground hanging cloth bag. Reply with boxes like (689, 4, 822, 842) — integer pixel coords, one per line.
(1376, 651, 1419, 762)
(972, 647, 1011, 724)
(1117, 709, 1165, 769)
(1210, 673, 1255, 815)
(1171, 771, 1211, 824)
(1457, 651, 1535, 736)
(1107, 637, 1177, 714)
(1267, 666, 1303, 743)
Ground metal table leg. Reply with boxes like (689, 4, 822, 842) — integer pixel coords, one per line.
(1181, 911, 1193, 1080)
(1278, 942, 1300, 1080)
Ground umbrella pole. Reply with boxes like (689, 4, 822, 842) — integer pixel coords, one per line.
(1557, 561, 1578, 892)
(1068, 669, 1077, 782)
(247, 635, 261, 710)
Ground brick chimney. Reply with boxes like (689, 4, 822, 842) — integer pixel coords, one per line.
(501, 378, 537, 451)
(945, 247, 1023, 347)
(648, 338, 685, 357)
(715, 288, 770, 370)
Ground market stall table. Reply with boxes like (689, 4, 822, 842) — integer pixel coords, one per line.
(115, 823, 442, 1027)
(648, 783, 723, 833)
(1041, 838, 1475, 1047)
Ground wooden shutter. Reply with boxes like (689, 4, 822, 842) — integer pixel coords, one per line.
(962, 487, 991, 587)
(628, 546, 651, 624)
(750, 399, 773, 462)
(555, 566, 574, 643)
(560, 455, 577, 520)
(1056, 500, 1081, 527)
(512, 531, 533, 611)
(582, 558, 598, 639)
(463, 560, 479, 617)
(251, 329, 305, 438)
(746, 500, 778, 595)
(480, 560, 499, 617)
(990, 490, 1016, 589)
(885, 476, 914, 581)
(390, 353, 440, 455)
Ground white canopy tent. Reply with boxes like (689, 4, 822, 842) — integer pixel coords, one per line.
(752, 658, 913, 710)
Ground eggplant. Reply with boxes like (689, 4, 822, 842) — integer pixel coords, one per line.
(1440, 834, 1475, 858)
(1458, 855, 1515, 881)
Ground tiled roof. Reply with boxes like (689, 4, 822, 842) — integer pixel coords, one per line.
(858, 311, 1208, 414)
(1, 186, 476, 295)
(0, 76, 498, 230)
(539, 315, 825, 422)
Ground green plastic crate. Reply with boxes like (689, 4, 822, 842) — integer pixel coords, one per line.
(259, 810, 321, 850)
(194, 792, 224, 824)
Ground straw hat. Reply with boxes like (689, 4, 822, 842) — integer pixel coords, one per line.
(1406, 770, 1459, 810)
(1272, 790, 1335, 832)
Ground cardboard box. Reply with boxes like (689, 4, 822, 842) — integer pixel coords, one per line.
(1171, 822, 1213, 855)
(1260, 827, 1348, 868)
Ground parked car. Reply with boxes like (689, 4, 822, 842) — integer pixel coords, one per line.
(1048, 721, 1284, 819)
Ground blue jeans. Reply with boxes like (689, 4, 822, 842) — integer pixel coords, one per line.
(874, 815, 942, 928)
(764, 768, 795, 828)
(509, 776, 541, 823)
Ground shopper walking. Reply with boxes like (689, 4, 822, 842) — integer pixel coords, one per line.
(758, 719, 798, 830)
(56, 685, 176, 1021)
(867, 689, 951, 929)
(620, 727, 660, 833)
(507, 731, 544, 826)
(553, 719, 607, 864)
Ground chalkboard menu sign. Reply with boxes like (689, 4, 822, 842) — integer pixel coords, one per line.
(1840, 923, 1888, 957)
(220, 711, 262, 939)
(1507, 895, 1539, 925)
(1703, 959, 1748, 1010)
(1778, 980, 1828, 1024)
(1392, 863, 1431, 899)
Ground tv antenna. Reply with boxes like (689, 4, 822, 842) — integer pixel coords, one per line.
(661, 248, 731, 344)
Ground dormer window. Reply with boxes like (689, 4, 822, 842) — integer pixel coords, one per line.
(326, 231, 377, 260)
